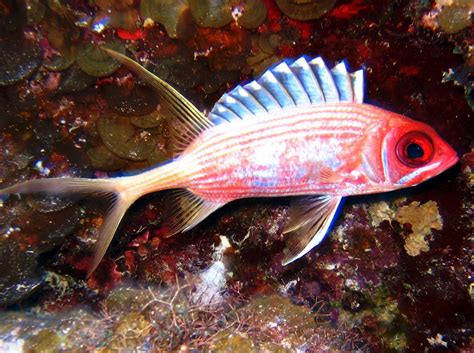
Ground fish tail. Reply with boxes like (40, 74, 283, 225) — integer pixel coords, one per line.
(1, 164, 177, 277)
(1, 177, 117, 196)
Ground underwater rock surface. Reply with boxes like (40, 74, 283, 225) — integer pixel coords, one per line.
(0, 0, 472, 351)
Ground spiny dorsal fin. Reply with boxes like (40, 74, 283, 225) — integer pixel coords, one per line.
(282, 195, 343, 265)
(208, 57, 365, 125)
(163, 189, 225, 237)
(102, 48, 213, 156)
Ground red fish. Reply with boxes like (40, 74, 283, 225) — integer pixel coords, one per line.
(1, 49, 458, 276)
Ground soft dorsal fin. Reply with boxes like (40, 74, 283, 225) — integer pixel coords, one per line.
(208, 57, 365, 125)
(102, 48, 214, 156)
(282, 195, 343, 265)
(163, 189, 226, 237)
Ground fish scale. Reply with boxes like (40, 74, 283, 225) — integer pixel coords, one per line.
(0, 50, 458, 275)
(191, 105, 375, 158)
(181, 105, 380, 200)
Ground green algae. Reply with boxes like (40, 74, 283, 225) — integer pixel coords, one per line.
(140, 0, 192, 38)
(337, 287, 409, 352)
(442, 47, 474, 111)
(104, 286, 155, 313)
(97, 114, 156, 161)
(437, 5, 472, 34)
(77, 41, 125, 77)
(275, 0, 335, 21)
(234, 0, 268, 29)
(240, 294, 315, 339)
(211, 332, 256, 353)
(235, 294, 317, 350)
(109, 312, 152, 350)
(0, 309, 109, 352)
(24, 329, 63, 353)
(130, 110, 166, 129)
(212, 293, 364, 351)
(87, 144, 127, 171)
(0, 37, 42, 86)
(56, 64, 96, 94)
(0, 285, 366, 351)
(44, 46, 78, 72)
(189, 0, 233, 28)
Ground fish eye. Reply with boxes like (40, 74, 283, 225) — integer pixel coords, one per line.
(406, 143, 424, 159)
(396, 131, 434, 167)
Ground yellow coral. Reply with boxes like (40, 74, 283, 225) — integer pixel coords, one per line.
(367, 201, 395, 227)
(395, 201, 443, 256)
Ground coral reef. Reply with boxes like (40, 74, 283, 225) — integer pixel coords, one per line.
(0, 281, 369, 351)
(0, 0, 472, 351)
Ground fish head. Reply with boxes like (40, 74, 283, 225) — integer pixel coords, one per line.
(381, 115, 458, 187)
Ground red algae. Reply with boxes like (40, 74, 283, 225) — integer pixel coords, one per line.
(329, 0, 369, 20)
(116, 28, 146, 41)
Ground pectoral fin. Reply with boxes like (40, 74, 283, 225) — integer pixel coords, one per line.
(282, 195, 343, 265)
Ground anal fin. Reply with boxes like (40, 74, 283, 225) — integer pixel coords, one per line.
(282, 195, 343, 265)
(164, 190, 225, 237)
(88, 193, 135, 277)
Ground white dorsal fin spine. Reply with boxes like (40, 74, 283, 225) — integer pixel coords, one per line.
(309, 57, 339, 103)
(229, 86, 267, 115)
(210, 56, 365, 122)
(219, 93, 254, 119)
(257, 69, 296, 108)
(350, 69, 365, 103)
(208, 112, 228, 125)
(290, 57, 325, 104)
(331, 62, 353, 102)
(213, 102, 242, 122)
(244, 80, 281, 112)
(272, 61, 311, 107)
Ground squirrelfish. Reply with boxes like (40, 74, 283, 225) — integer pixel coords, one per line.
(1, 49, 458, 276)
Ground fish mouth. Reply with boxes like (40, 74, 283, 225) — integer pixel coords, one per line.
(445, 152, 459, 170)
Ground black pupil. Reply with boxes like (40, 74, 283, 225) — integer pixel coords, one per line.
(406, 143, 424, 159)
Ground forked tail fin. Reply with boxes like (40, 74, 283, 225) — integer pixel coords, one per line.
(0, 172, 166, 277)
(1, 48, 214, 276)
(1, 177, 118, 196)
